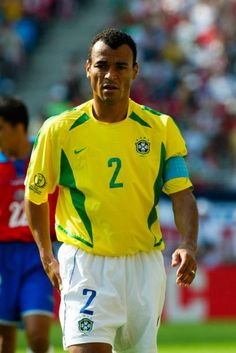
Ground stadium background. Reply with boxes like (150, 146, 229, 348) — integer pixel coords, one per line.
(1, 0, 235, 351)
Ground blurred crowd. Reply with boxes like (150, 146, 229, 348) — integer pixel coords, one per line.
(0, 0, 86, 98)
(110, 0, 236, 194)
(159, 197, 236, 266)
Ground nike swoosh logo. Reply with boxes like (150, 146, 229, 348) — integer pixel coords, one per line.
(74, 147, 87, 154)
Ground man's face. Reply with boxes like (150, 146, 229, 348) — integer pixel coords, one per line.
(0, 116, 19, 156)
(86, 40, 138, 104)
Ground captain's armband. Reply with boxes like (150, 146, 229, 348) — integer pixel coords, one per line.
(163, 156, 189, 183)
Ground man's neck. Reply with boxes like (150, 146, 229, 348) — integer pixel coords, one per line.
(92, 99, 129, 123)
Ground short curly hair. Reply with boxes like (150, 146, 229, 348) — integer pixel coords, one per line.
(88, 28, 137, 66)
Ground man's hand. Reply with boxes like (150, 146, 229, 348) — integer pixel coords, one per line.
(24, 200, 62, 291)
(169, 189, 198, 287)
(171, 247, 197, 287)
(40, 251, 62, 291)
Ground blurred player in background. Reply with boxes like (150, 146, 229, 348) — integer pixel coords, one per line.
(0, 96, 57, 353)
(25, 28, 198, 353)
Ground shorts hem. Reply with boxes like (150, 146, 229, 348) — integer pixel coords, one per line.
(22, 310, 54, 318)
(0, 319, 18, 326)
(64, 337, 113, 349)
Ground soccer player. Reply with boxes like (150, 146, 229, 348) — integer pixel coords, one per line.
(24, 28, 198, 353)
(0, 96, 56, 353)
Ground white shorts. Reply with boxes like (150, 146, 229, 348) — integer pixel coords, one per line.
(58, 244, 166, 353)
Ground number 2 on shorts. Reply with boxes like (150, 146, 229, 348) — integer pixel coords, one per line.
(80, 288, 96, 315)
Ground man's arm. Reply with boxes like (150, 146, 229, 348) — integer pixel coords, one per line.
(169, 188, 198, 287)
(24, 199, 62, 290)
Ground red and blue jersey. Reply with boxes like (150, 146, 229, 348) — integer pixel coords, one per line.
(0, 141, 57, 242)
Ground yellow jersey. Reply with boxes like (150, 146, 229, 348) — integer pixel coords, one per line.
(25, 99, 192, 256)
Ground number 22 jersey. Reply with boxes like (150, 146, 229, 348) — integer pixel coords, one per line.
(0, 150, 32, 241)
(0, 143, 57, 242)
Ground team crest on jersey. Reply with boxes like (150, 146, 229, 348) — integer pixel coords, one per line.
(135, 138, 150, 155)
(78, 318, 93, 334)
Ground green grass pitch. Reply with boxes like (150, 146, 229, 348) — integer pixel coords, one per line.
(16, 320, 236, 352)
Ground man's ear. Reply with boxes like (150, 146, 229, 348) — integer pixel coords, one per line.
(16, 122, 25, 134)
(86, 60, 91, 79)
(132, 63, 139, 80)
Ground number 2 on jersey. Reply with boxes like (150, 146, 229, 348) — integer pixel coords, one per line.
(108, 157, 123, 188)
